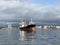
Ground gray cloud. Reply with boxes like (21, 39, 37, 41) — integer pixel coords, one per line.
(0, 0, 60, 21)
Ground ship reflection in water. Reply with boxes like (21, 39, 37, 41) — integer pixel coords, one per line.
(19, 30, 35, 41)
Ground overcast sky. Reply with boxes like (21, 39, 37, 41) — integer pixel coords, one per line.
(0, 0, 60, 21)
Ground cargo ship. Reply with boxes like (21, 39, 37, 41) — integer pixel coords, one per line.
(19, 19, 35, 32)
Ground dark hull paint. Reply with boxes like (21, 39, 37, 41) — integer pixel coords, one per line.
(20, 24, 35, 32)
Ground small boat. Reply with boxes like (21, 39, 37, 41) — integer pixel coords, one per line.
(19, 19, 35, 32)
(8, 24, 12, 29)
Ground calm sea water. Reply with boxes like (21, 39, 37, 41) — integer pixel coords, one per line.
(0, 28, 60, 45)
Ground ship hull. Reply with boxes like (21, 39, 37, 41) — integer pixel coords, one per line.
(20, 24, 35, 32)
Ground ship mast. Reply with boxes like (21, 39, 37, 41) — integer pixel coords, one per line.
(31, 18, 33, 23)
(29, 18, 34, 24)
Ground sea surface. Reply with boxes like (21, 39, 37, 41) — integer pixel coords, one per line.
(0, 28, 60, 45)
